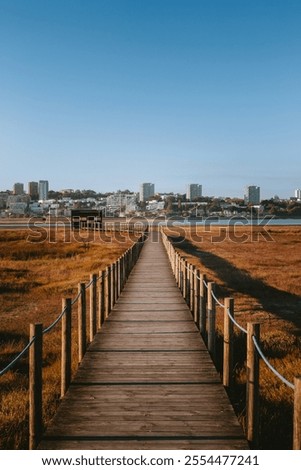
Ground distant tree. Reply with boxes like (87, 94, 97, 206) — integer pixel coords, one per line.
(48, 190, 63, 199)
(288, 203, 301, 217)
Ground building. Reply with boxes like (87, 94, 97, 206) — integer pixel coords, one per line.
(0, 192, 9, 210)
(139, 183, 155, 202)
(7, 195, 29, 215)
(71, 209, 102, 230)
(28, 181, 39, 200)
(106, 193, 138, 215)
(39, 180, 49, 201)
(244, 185, 260, 205)
(13, 183, 24, 195)
(295, 189, 301, 200)
(186, 184, 202, 201)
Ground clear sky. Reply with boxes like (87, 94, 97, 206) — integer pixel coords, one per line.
(0, 0, 300, 199)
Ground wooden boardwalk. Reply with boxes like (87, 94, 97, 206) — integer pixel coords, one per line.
(39, 231, 248, 450)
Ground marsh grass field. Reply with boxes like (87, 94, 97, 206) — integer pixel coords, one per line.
(0, 227, 137, 449)
(0, 225, 300, 449)
(164, 224, 301, 449)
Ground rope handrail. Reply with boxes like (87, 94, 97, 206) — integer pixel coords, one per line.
(0, 232, 144, 378)
(226, 307, 247, 335)
(163, 234, 296, 393)
(42, 305, 68, 335)
(0, 339, 34, 377)
(252, 335, 295, 390)
(211, 289, 225, 309)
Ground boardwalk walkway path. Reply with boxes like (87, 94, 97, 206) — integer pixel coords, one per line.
(39, 231, 248, 450)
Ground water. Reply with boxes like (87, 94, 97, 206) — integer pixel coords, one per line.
(159, 217, 301, 227)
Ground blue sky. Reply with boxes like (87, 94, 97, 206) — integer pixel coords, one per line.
(0, 0, 300, 198)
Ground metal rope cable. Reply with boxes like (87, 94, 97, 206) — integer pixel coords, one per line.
(42, 305, 67, 335)
(0, 240, 140, 377)
(71, 291, 81, 306)
(211, 289, 225, 308)
(0, 265, 114, 376)
(0, 339, 35, 377)
(226, 307, 247, 335)
(164, 238, 296, 392)
(252, 335, 295, 390)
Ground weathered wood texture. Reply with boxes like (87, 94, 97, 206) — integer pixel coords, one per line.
(39, 232, 247, 450)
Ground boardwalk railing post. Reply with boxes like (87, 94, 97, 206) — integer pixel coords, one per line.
(223, 298, 234, 388)
(117, 258, 121, 299)
(293, 376, 301, 450)
(105, 266, 111, 318)
(78, 283, 86, 363)
(246, 322, 260, 448)
(29, 323, 43, 450)
(98, 270, 105, 329)
(207, 282, 216, 359)
(185, 262, 189, 306)
(89, 274, 97, 342)
(199, 274, 207, 337)
(176, 253, 180, 287)
(194, 268, 200, 324)
(61, 298, 72, 398)
(111, 263, 115, 310)
(190, 264, 194, 313)
(183, 261, 188, 302)
(179, 260, 184, 294)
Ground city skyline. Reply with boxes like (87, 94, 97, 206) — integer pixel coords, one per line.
(2, 178, 301, 201)
(1, 1, 301, 199)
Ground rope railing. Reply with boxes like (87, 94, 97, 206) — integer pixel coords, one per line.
(0, 339, 35, 377)
(0, 230, 147, 449)
(252, 335, 295, 390)
(226, 307, 247, 335)
(160, 228, 301, 450)
(0, 265, 115, 377)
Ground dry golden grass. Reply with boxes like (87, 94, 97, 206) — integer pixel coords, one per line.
(0, 228, 137, 449)
(164, 224, 301, 449)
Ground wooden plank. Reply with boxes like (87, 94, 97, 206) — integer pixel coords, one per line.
(40, 438, 249, 450)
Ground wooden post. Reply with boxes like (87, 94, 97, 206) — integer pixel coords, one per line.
(175, 254, 179, 286)
(121, 254, 126, 289)
(194, 268, 200, 324)
(104, 266, 110, 318)
(89, 273, 97, 342)
(182, 260, 187, 300)
(117, 258, 121, 298)
(199, 273, 207, 336)
(179, 261, 184, 294)
(119, 255, 124, 291)
(125, 250, 129, 280)
(78, 283, 86, 363)
(61, 298, 72, 398)
(223, 297, 234, 388)
(185, 262, 190, 306)
(98, 271, 105, 328)
(293, 376, 301, 450)
(111, 263, 115, 310)
(29, 323, 43, 450)
(207, 282, 216, 358)
(246, 322, 260, 448)
(189, 264, 193, 311)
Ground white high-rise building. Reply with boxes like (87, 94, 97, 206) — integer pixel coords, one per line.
(186, 184, 202, 201)
(139, 183, 155, 202)
(39, 180, 49, 201)
(295, 189, 301, 200)
(244, 185, 260, 205)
